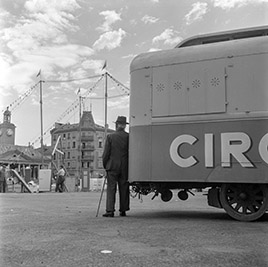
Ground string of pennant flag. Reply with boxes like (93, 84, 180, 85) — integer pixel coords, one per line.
(28, 71, 129, 146)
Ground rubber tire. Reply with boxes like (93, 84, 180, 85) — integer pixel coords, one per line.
(220, 183, 268, 222)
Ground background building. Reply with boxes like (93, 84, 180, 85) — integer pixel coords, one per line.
(0, 108, 50, 184)
(50, 111, 114, 191)
(0, 107, 16, 145)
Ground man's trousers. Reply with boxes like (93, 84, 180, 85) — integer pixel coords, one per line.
(106, 170, 130, 213)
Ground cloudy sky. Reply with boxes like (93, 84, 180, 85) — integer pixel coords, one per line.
(1, 0, 268, 146)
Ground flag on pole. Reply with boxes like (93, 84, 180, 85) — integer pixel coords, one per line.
(52, 136, 64, 156)
(36, 69, 41, 77)
(102, 60, 107, 70)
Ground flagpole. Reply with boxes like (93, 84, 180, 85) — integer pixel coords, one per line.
(78, 93, 82, 190)
(96, 60, 107, 217)
(37, 70, 44, 167)
(104, 71, 108, 140)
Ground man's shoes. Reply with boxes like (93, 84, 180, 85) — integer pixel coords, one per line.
(120, 211, 126, 217)
(102, 212, 114, 217)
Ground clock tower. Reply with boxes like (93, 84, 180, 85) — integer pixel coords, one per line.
(0, 107, 16, 145)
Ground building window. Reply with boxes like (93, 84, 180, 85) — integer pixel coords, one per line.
(68, 133, 71, 139)
(72, 141, 76, 148)
(67, 152, 70, 159)
(63, 133, 66, 139)
(98, 139, 102, 148)
(98, 158, 103, 168)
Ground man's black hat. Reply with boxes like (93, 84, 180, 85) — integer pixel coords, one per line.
(115, 116, 129, 124)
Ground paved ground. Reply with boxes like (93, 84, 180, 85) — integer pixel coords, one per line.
(1, 191, 268, 267)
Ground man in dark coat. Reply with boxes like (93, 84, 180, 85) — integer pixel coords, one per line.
(102, 116, 130, 217)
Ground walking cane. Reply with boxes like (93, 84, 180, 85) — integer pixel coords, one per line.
(96, 175, 107, 217)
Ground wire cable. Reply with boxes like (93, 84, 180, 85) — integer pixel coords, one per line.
(45, 74, 103, 83)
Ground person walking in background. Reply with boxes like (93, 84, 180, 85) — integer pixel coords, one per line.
(102, 116, 130, 217)
(0, 165, 6, 193)
(55, 165, 66, 193)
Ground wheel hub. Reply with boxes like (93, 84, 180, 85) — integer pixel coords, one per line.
(238, 192, 248, 201)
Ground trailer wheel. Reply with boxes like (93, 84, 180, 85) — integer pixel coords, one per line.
(160, 190, 173, 202)
(220, 184, 268, 222)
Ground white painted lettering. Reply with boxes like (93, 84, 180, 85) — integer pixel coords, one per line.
(205, 133, 214, 167)
(221, 132, 253, 168)
(259, 133, 268, 164)
(170, 132, 268, 168)
(169, 134, 197, 168)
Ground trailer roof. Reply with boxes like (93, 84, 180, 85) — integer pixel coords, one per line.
(176, 25, 268, 48)
(130, 27, 268, 73)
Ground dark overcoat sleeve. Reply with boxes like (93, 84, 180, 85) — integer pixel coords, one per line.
(102, 135, 111, 170)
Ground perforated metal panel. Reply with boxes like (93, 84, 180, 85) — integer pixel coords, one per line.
(152, 63, 226, 117)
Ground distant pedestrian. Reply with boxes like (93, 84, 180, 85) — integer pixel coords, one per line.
(55, 165, 66, 193)
(0, 165, 6, 193)
(102, 116, 130, 217)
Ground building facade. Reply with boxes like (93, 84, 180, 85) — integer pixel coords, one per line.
(50, 111, 114, 191)
(0, 108, 50, 184)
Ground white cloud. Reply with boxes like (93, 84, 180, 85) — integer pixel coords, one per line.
(0, 44, 94, 94)
(211, 0, 268, 9)
(24, 0, 80, 31)
(81, 59, 105, 74)
(0, 0, 92, 97)
(24, 0, 80, 13)
(93, 28, 126, 50)
(185, 2, 208, 25)
(0, 9, 10, 28)
(97, 10, 121, 32)
(108, 96, 129, 110)
(141, 15, 159, 24)
(152, 28, 182, 46)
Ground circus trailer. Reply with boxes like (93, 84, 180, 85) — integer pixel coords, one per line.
(129, 26, 268, 221)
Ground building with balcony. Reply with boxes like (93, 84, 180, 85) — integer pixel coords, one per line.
(50, 111, 114, 191)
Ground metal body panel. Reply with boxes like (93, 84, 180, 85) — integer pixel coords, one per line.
(152, 62, 226, 116)
(129, 68, 152, 127)
(129, 125, 151, 182)
(129, 119, 268, 184)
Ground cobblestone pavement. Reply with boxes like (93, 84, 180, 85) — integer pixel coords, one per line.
(1, 191, 268, 267)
